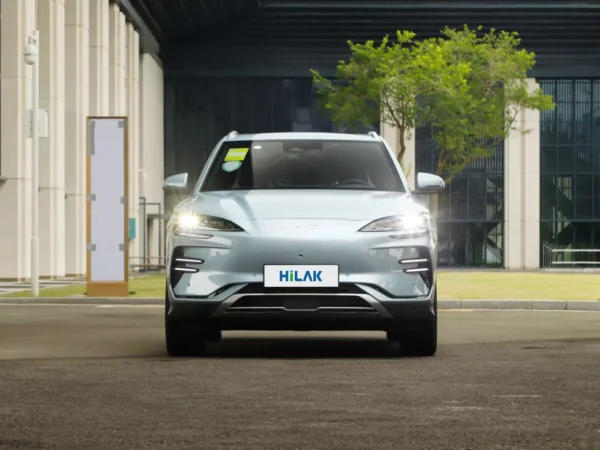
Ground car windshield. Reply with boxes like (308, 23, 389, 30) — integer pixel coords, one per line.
(199, 139, 406, 192)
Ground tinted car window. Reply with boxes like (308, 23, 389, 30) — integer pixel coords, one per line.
(200, 139, 405, 193)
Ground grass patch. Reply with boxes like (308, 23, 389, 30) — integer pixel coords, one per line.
(437, 271, 600, 301)
(0, 276, 166, 298)
(1, 272, 598, 300)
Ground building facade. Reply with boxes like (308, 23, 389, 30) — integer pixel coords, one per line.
(1, 1, 599, 280)
(0, 0, 164, 280)
(159, 1, 600, 270)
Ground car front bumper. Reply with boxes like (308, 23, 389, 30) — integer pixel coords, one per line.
(167, 281, 436, 331)
(166, 226, 437, 331)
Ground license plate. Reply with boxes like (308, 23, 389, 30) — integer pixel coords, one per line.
(263, 265, 339, 288)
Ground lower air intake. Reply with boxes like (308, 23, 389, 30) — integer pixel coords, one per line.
(227, 295, 376, 313)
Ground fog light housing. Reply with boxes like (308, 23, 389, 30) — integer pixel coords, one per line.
(399, 247, 433, 288)
(170, 248, 205, 287)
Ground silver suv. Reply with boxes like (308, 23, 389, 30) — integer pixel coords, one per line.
(163, 131, 445, 356)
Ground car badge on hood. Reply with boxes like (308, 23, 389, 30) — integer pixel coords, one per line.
(281, 223, 320, 230)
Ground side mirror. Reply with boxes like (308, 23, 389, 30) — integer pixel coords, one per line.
(163, 173, 189, 195)
(414, 172, 445, 194)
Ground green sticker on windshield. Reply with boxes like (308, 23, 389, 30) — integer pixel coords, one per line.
(222, 161, 242, 172)
(224, 148, 249, 162)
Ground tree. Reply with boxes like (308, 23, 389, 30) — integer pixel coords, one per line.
(311, 26, 555, 184)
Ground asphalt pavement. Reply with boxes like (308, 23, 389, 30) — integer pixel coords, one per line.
(1, 305, 600, 449)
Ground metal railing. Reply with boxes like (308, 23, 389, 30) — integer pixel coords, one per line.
(542, 245, 600, 269)
(130, 256, 167, 273)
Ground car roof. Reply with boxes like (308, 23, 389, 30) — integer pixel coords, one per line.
(227, 132, 379, 142)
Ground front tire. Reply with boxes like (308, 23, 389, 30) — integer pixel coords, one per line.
(165, 292, 207, 357)
(387, 286, 438, 357)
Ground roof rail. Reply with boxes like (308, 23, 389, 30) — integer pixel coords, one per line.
(226, 130, 239, 139)
(367, 131, 379, 139)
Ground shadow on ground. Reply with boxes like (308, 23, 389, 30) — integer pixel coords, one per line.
(201, 336, 405, 359)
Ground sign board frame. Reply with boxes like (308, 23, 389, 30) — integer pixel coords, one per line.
(86, 116, 129, 297)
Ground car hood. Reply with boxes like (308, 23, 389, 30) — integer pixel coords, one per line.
(176, 190, 428, 221)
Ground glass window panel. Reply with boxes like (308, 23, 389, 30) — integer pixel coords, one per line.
(574, 80, 592, 103)
(539, 77, 600, 259)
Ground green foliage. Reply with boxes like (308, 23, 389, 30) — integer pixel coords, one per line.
(311, 25, 556, 183)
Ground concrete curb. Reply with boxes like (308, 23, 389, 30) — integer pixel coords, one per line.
(1, 297, 600, 311)
(0, 297, 164, 305)
(440, 299, 600, 311)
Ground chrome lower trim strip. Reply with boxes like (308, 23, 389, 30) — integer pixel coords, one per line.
(227, 306, 376, 313)
(210, 293, 393, 319)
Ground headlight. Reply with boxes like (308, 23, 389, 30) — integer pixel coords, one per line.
(359, 214, 430, 238)
(173, 213, 244, 238)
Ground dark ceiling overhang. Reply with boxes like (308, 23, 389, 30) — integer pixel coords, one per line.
(125, 0, 260, 48)
(127, 0, 600, 76)
(218, 0, 600, 47)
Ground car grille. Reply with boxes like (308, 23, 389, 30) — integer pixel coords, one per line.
(236, 283, 365, 295)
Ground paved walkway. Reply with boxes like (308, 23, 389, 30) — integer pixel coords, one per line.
(1, 306, 600, 449)
(1, 296, 599, 311)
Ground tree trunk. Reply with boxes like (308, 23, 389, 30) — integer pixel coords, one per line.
(395, 127, 411, 179)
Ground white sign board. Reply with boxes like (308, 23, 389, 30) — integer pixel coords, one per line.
(86, 117, 129, 297)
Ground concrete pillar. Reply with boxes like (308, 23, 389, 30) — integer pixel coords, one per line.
(504, 78, 541, 269)
(107, 5, 128, 270)
(380, 122, 416, 190)
(380, 122, 398, 153)
(38, 0, 67, 279)
(126, 23, 140, 261)
(0, 0, 36, 280)
(403, 130, 416, 190)
(64, 0, 89, 276)
(89, 0, 110, 115)
(108, 5, 127, 115)
(140, 53, 165, 260)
